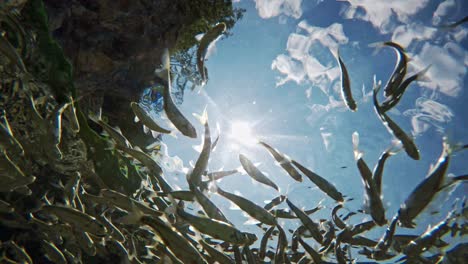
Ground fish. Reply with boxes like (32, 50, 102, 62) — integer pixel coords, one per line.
(274, 224, 289, 264)
(63, 172, 81, 207)
(192, 185, 229, 223)
(3, 240, 32, 264)
(370, 42, 409, 97)
(64, 95, 80, 133)
(0, 150, 26, 179)
(116, 145, 173, 192)
(286, 199, 323, 244)
(176, 207, 257, 245)
(188, 111, 211, 187)
(159, 190, 195, 201)
(39, 205, 107, 237)
(243, 245, 257, 264)
(96, 213, 125, 243)
(335, 49, 357, 111)
(199, 239, 234, 264)
(41, 240, 67, 264)
(143, 215, 208, 263)
(0, 199, 13, 213)
(206, 169, 239, 181)
(217, 186, 277, 226)
(130, 102, 171, 134)
(291, 159, 344, 202)
(372, 147, 398, 196)
(160, 48, 197, 138)
(320, 221, 336, 253)
(196, 23, 226, 84)
(73, 230, 96, 256)
(0, 112, 25, 156)
(373, 79, 420, 160)
(89, 113, 132, 148)
(356, 156, 387, 226)
(438, 15, 468, 29)
(0, 33, 27, 73)
(380, 65, 431, 112)
(259, 141, 302, 182)
(297, 236, 323, 263)
(259, 226, 275, 260)
(239, 153, 279, 191)
(98, 189, 163, 217)
(398, 139, 452, 228)
(332, 204, 347, 229)
(264, 195, 286, 210)
(402, 211, 454, 257)
(0, 173, 36, 193)
(373, 215, 398, 259)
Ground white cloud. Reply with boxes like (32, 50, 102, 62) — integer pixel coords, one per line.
(271, 21, 348, 87)
(391, 23, 437, 48)
(340, 0, 430, 33)
(254, 0, 303, 19)
(271, 54, 305, 86)
(432, 0, 456, 26)
(410, 42, 467, 97)
(404, 97, 454, 136)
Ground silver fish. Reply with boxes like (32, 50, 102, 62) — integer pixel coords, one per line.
(130, 102, 171, 134)
(196, 23, 226, 84)
(398, 139, 452, 228)
(161, 49, 197, 138)
(372, 147, 397, 196)
(259, 141, 302, 182)
(217, 186, 277, 226)
(89, 115, 132, 148)
(39, 205, 107, 237)
(379, 42, 409, 97)
(298, 236, 323, 263)
(189, 118, 211, 187)
(0, 112, 24, 156)
(192, 186, 229, 223)
(199, 238, 234, 264)
(356, 157, 387, 226)
(259, 226, 275, 260)
(373, 80, 420, 160)
(292, 159, 344, 202)
(239, 153, 279, 191)
(335, 49, 357, 111)
(402, 211, 454, 257)
(286, 199, 323, 244)
(140, 215, 207, 264)
(41, 240, 67, 264)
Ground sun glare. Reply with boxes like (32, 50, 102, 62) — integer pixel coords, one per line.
(229, 121, 257, 148)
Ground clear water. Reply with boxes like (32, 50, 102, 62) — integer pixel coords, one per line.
(142, 0, 467, 261)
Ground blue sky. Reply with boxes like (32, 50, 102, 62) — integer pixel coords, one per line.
(147, 0, 467, 261)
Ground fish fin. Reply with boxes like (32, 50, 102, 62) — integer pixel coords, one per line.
(193, 105, 208, 125)
(134, 115, 140, 123)
(368, 42, 385, 56)
(194, 33, 205, 42)
(415, 64, 432, 83)
(142, 125, 149, 134)
(151, 130, 159, 138)
(352, 131, 363, 160)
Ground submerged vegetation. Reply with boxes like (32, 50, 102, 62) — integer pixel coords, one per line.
(0, 1, 467, 264)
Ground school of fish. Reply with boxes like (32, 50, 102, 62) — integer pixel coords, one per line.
(0, 6, 467, 264)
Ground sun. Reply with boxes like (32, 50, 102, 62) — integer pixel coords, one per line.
(229, 121, 257, 149)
